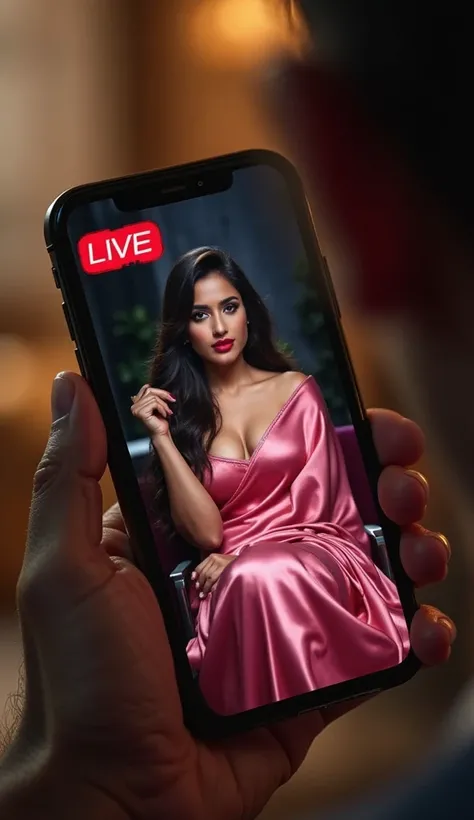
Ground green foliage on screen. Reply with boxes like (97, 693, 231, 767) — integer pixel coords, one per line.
(292, 259, 350, 426)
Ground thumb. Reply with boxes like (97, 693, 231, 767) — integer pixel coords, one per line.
(19, 372, 108, 616)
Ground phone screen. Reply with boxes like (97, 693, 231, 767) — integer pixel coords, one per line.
(64, 161, 410, 717)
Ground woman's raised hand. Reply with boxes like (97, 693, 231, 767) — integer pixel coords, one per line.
(131, 384, 176, 437)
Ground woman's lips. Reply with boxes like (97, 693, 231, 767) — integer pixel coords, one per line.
(212, 339, 234, 353)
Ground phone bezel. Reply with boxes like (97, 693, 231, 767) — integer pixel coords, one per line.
(44, 149, 420, 739)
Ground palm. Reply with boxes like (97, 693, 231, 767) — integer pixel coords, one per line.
(39, 522, 317, 820)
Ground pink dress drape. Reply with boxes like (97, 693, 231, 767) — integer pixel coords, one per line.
(187, 376, 410, 715)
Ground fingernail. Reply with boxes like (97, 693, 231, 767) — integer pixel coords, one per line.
(436, 616, 456, 643)
(199, 592, 205, 599)
(169, 395, 176, 402)
(405, 469, 429, 500)
(131, 395, 137, 402)
(433, 532, 451, 561)
(195, 582, 200, 590)
(191, 572, 196, 580)
(52, 374, 76, 422)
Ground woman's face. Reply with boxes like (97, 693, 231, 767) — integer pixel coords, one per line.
(187, 272, 248, 366)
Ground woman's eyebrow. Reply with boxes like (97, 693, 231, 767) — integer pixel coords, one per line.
(192, 296, 238, 310)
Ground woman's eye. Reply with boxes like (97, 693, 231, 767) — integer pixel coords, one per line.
(192, 312, 207, 322)
(224, 302, 238, 314)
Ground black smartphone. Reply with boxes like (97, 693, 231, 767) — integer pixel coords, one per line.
(44, 150, 419, 738)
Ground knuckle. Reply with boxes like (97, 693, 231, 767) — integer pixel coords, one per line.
(32, 453, 65, 498)
(17, 558, 52, 617)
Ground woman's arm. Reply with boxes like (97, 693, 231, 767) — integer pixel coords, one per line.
(152, 433, 223, 550)
(131, 385, 222, 551)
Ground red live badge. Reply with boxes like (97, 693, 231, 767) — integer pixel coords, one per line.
(78, 221, 164, 274)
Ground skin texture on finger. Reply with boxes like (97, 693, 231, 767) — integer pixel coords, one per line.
(136, 393, 170, 411)
(410, 605, 456, 666)
(400, 524, 450, 586)
(368, 408, 425, 466)
(131, 396, 170, 418)
(102, 503, 126, 533)
(102, 527, 134, 562)
(148, 387, 175, 402)
(378, 465, 428, 526)
(195, 571, 210, 590)
(24, 373, 107, 568)
(201, 570, 221, 596)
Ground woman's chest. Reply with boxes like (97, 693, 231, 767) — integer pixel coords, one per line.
(209, 393, 284, 461)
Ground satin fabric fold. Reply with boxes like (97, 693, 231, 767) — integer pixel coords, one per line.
(187, 376, 410, 715)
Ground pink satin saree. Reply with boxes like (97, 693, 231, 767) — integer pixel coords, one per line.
(187, 376, 410, 715)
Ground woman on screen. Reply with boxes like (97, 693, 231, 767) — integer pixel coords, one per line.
(131, 246, 409, 715)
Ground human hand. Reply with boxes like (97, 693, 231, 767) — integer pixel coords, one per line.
(6, 372, 454, 820)
(131, 384, 175, 438)
(191, 554, 237, 599)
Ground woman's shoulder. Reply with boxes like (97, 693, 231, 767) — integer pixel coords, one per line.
(277, 371, 312, 402)
(251, 370, 312, 405)
(282, 370, 308, 389)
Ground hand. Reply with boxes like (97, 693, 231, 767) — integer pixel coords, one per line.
(192, 554, 237, 599)
(130, 383, 176, 437)
(7, 372, 454, 820)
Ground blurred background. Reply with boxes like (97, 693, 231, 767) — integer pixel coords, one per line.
(0, 1, 471, 817)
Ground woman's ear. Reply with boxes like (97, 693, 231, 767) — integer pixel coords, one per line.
(271, 64, 441, 315)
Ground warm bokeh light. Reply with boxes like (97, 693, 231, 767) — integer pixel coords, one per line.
(187, 0, 309, 67)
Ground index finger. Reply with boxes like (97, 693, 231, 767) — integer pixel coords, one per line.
(194, 556, 212, 575)
(148, 387, 176, 402)
(368, 409, 425, 467)
(102, 502, 126, 533)
(132, 384, 150, 402)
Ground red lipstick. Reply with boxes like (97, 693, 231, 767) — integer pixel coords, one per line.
(212, 338, 234, 353)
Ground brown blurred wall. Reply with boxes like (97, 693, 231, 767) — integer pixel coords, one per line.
(0, 0, 134, 610)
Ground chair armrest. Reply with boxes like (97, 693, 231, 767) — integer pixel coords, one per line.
(364, 524, 394, 580)
(170, 559, 196, 642)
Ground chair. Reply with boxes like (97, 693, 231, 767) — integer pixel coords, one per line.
(137, 466, 198, 640)
(336, 425, 394, 580)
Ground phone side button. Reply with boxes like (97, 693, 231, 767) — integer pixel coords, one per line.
(74, 348, 87, 378)
(51, 266, 60, 288)
(62, 302, 75, 341)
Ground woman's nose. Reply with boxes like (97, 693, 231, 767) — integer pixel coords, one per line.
(212, 317, 227, 336)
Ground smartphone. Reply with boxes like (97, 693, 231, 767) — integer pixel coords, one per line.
(44, 150, 419, 738)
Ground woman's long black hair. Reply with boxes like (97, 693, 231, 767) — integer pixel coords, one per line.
(148, 247, 294, 536)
